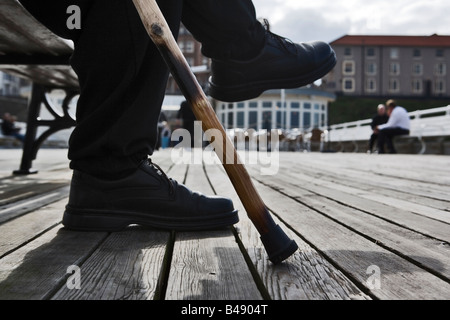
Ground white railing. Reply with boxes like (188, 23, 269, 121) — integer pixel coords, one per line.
(326, 105, 450, 143)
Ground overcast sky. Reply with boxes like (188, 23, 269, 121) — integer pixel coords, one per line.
(252, 0, 450, 43)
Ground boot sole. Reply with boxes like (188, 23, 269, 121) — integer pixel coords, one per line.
(63, 206, 239, 232)
(208, 53, 337, 102)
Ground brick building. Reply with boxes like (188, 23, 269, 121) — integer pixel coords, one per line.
(323, 34, 450, 98)
(165, 24, 210, 95)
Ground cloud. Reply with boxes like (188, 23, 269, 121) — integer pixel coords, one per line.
(259, 8, 349, 43)
(252, 0, 450, 43)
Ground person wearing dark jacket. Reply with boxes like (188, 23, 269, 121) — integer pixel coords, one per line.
(368, 104, 389, 153)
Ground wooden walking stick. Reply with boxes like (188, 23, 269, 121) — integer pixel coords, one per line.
(132, 0, 298, 264)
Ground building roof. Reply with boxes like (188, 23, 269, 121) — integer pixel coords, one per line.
(330, 34, 450, 47)
(263, 87, 337, 100)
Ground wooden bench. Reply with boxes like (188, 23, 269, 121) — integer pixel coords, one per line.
(0, 0, 79, 174)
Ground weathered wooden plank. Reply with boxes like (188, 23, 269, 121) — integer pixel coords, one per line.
(0, 164, 72, 223)
(302, 195, 450, 281)
(283, 155, 450, 210)
(247, 165, 450, 299)
(166, 161, 262, 300)
(261, 167, 450, 243)
(0, 0, 73, 56)
(52, 226, 170, 300)
(293, 161, 450, 213)
(0, 226, 107, 300)
(0, 197, 67, 258)
(52, 153, 177, 300)
(0, 169, 71, 207)
(286, 153, 450, 201)
(0, 186, 69, 224)
(277, 162, 450, 225)
(203, 159, 370, 300)
(167, 229, 263, 300)
(0, 65, 78, 89)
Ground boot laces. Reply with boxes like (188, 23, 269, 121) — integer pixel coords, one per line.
(148, 159, 175, 195)
(262, 19, 298, 56)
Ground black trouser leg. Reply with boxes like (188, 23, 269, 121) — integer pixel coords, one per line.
(181, 0, 265, 60)
(20, 0, 265, 178)
(369, 133, 378, 152)
(20, 0, 182, 178)
(378, 128, 410, 154)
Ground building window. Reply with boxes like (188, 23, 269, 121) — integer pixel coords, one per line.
(313, 113, 320, 127)
(290, 111, 300, 128)
(390, 48, 399, 59)
(366, 47, 375, 57)
(185, 41, 195, 53)
(303, 112, 311, 128)
(237, 111, 245, 128)
(342, 61, 355, 75)
(343, 78, 355, 92)
(366, 78, 377, 93)
(344, 47, 352, 56)
(435, 63, 447, 76)
(412, 63, 423, 76)
(436, 49, 444, 58)
(248, 111, 257, 130)
(366, 62, 377, 75)
(262, 111, 272, 130)
(412, 79, 422, 94)
(413, 49, 421, 58)
(227, 112, 234, 129)
(389, 79, 400, 93)
(262, 101, 272, 108)
(276, 111, 285, 128)
(390, 62, 400, 76)
(179, 26, 188, 35)
(435, 79, 446, 94)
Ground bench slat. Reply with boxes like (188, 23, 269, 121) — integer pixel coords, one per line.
(0, 0, 73, 56)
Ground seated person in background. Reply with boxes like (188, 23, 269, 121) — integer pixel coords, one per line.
(1, 113, 25, 142)
(368, 104, 388, 153)
(375, 100, 410, 154)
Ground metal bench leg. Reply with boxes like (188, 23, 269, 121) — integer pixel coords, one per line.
(13, 83, 45, 175)
(13, 83, 78, 175)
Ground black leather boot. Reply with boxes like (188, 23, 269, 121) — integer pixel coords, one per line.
(208, 22, 337, 102)
(63, 159, 238, 231)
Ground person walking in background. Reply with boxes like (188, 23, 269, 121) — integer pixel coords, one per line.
(177, 100, 196, 148)
(1, 112, 25, 142)
(375, 100, 410, 154)
(368, 104, 388, 153)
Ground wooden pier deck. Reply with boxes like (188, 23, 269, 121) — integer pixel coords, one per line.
(0, 149, 449, 302)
